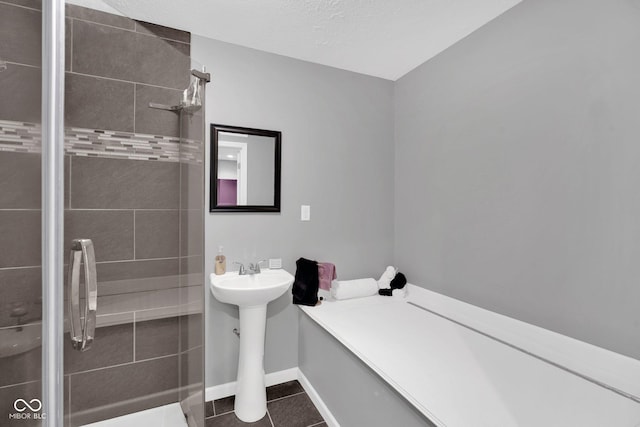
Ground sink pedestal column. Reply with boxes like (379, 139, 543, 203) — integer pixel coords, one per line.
(235, 304, 268, 422)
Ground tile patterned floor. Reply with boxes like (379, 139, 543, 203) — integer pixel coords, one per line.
(205, 380, 326, 427)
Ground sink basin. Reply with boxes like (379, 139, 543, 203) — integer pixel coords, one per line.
(210, 269, 294, 307)
(209, 268, 294, 422)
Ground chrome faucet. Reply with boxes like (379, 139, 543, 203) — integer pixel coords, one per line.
(249, 260, 266, 274)
(233, 262, 246, 275)
(235, 260, 266, 275)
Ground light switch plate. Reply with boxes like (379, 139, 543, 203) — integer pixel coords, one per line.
(301, 205, 311, 221)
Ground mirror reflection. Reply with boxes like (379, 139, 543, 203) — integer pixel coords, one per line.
(211, 124, 281, 212)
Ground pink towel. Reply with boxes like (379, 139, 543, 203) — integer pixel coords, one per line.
(317, 262, 337, 291)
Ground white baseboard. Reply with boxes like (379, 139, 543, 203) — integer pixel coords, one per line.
(266, 367, 300, 388)
(297, 369, 340, 427)
(204, 367, 339, 427)
(205, 367, 299, 402)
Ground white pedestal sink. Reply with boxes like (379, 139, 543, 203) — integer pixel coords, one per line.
(209, 269, 294, 422)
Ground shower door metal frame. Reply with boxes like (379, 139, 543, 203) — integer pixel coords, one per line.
(42, 0, 65, 425)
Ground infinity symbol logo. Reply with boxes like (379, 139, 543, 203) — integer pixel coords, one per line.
(13, 398, 42, 412)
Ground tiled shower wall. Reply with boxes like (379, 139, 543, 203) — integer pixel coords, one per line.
(0, 1, 204, 425)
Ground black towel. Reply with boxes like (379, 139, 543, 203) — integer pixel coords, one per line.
(292, 257, 319, 306)
(378, 272, 407, 296)
(390, 272, 407, 289)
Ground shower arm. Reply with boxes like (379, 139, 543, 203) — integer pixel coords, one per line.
(148, 102, 183, 111)
(191, 68, 211, 83)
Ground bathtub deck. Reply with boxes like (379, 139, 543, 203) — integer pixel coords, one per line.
(300, 285, 640, 427)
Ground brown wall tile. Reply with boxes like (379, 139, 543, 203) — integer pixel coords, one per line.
(0, 64, 41, 123)
(96, 258, 179, 282)
(0, 153, 41, 209)
(135, 317, 179, 360)
(0, 0, 41, 9)
(181, 113, 204, 142)
(64, 375, 70, 426)
(133, 36, 190, 90)
(65, 17, 72, 71)
(135, 21, 190, 44)
(65, 155, 70, 208)
(135, 210, 179, 259)
(180, 209, 204, 257)
(65, 72, 135, 132)
(94, 273, 180, 297)
(0, 344, 40, 387)
(180, 159, 205, 211)
(65, 323, 133, 373)
(180, 256, 203, 277)
(0, 2, 41, 66)
(64, 210, 134, 262)
(180, 314, 203, 351)
(66, 4, 135, 30)
(69, 355, 179, 425)
(134, 84, 182, 137)
(0, 154, 68, 209)
(70, 156, 180, 209)
(72, 19, 189, 90)
(0, 211, 40, 268)
(71, 19, 137, 83)
(179, 345, 203, 400)
(0, 267, 41, 327)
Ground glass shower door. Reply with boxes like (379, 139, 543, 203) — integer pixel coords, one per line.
(0, 1, 45, 425)
(61, 1, 206, 425)
(0, 1, 205, 426)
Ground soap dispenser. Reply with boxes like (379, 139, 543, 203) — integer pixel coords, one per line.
(214, 246, 226, 275)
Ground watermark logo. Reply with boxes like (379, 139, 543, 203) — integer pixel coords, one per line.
(8, 398, 45, 420)
(14, 399, 42, 413)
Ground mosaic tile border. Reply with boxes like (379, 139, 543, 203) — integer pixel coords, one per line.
(0, 120, 203, 163)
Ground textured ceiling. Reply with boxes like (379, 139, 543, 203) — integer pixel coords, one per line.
(71, 0, 522, 81)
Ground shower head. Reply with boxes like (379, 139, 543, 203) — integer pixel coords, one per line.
(0, 59, 7, 73)
(180, 76, 202, 113)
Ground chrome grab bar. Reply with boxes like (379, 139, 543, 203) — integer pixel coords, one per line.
(68, 239, 97, 351)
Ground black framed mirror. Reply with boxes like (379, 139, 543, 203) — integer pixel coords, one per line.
(210, 124, 281, 212)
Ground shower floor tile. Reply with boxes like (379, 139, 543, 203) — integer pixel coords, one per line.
(205, 380, 325, 427)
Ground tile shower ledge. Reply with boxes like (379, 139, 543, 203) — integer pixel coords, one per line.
(299, 285, 640, 426)
(0, 287, 200, 335)
(93, 286, 202, 328)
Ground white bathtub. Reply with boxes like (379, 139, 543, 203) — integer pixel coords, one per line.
(299, 284, 640, 427)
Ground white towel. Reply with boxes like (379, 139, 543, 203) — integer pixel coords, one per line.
(377, 266, 397, 289)
(330, 278, 378, 300)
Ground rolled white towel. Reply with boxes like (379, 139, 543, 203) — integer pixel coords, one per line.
(377, 266, 397, 289)
(330, 278, 378, 300)
(392, 287, 408, 299)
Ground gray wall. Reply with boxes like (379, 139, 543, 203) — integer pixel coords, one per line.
(394, 0, 640, 359)
(299, 312, 435, 427)
(192, 37, 394, 387)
